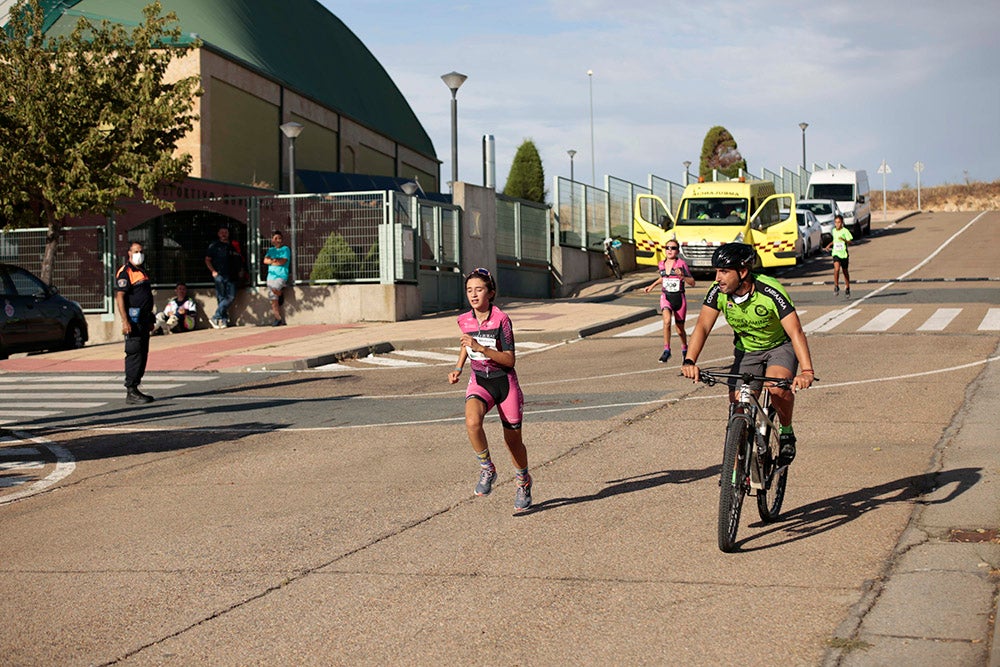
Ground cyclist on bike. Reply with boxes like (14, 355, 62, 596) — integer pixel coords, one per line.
(680, 243, 815, 466)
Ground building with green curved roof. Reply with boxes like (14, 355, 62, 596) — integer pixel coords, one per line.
(19, 0, 440, 191)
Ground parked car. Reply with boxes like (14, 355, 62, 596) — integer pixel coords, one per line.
(796, 208, 823, 257)
(798, 198, 843, 245)
(0, 263, 88, 359)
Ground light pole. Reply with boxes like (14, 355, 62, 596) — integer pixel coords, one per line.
(441, 71, 467, 193)
(567, 149, 577, 182)
(798, 122, 809, 170)
(280, 120, 303, 284)
(587, 69, 596, 186)
(683, 160, 692, 185)
(914, 161, 924, 211)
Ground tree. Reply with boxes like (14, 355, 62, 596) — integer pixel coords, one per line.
(699, 126, 747, 180)
(503, 139, 546, 203)
(0, 0, 200, 282)
(310, 233, 358, 281)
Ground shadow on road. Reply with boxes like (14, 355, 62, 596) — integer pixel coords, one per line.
(735, 466, 982, 552)
(516, 464, 720, 515)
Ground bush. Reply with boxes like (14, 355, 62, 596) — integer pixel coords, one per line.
(310, 232, 357, 281)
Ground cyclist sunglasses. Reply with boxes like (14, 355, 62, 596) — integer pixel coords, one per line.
(665, 245, 680, 250)
(468, 267, 492, 278)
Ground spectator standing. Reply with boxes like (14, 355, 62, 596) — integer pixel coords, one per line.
(204, 225, 243, 328)
(114, 242, 155, 404)
(153, 282, 197, 334)
(824, 214, 854, 298)
(263, 231, 291, 326)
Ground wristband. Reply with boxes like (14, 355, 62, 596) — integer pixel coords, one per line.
(682, 359, 695, 366)
(453, 367, 463, 373)
(800, 369, 814, 374)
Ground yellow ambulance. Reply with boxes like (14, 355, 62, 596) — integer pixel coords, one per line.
(633, 179, 798, 270)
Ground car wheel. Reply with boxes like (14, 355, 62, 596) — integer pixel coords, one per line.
(63, 321, 86, 350)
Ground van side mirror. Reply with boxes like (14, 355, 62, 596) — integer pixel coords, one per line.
(858, 195, 865, 203)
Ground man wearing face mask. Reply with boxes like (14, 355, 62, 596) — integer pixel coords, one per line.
(114, 241, 155, 404)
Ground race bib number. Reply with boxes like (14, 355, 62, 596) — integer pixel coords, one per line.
(833, 240, 846, 254)
(662, 276, 682, 292)
(466, 335, 497, 361)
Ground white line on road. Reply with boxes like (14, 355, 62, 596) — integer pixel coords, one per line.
(0, 392, 125, 399)
(0, 435, 75, 505)
(391, 350, 456, 362)
(979, 308, 1000, 331)
(857, 308, 911, 332)
(5, 402, 107, 408)
(917, 308, 962, 331)
(804, 308, 860, 333)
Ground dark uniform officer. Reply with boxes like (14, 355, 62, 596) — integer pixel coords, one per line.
(114, 242, 155, 404)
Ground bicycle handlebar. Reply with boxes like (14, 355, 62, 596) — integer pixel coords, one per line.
(695, 368, 818, 389)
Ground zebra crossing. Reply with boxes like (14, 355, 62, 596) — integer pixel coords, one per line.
(615, 307, 1000, 338)
(322, 341, 554, 370)
(0, 374, 217, 426)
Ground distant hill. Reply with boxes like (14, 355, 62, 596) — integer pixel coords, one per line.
(874, 179, 1000, 211)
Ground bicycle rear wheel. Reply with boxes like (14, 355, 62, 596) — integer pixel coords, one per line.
(608, 255, 623, 280)
(756, 406, 788, 522)
(718, 416, 749, 552)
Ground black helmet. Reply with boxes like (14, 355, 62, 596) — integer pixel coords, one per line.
(712, 243, 759, 271)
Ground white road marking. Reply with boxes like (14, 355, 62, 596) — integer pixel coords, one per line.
(391, 350, 456, 362)
(857, 308, 911, 332)
(918, 308, 962, 331)
(979, 308, 1000, 331)
(804, 308, 860, 333)
(353, 356, 425, 367)
(4, 402, 107, 408)
(0, 434, 75, 504)
(0, 392, 125, 399)
(615, 321, 662, 337)
(517, 341, 550, 349)
(0, 375, 214, 383)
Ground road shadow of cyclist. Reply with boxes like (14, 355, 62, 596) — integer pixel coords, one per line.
(734, 466, 982, 552)
(514, 464, 719, 516)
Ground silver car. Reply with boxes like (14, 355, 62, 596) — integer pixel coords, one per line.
(797, 198, 842, 246)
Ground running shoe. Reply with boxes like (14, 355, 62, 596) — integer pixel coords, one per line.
(845, 289, 851, 299)
(778, 432, 797, 466)
(658, 349, 671, 363)
(834, 286, 840, 296)
(514, 474, 532, 511)
(475, 466, 497, 496)
(209, 317, 222, 329)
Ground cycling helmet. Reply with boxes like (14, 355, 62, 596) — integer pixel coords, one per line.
(711, 243, 759, 271)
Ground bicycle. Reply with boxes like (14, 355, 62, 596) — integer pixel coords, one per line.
(696, 368, 814, 552)
(603, 237, 623, 280)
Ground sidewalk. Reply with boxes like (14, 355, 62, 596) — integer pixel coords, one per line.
(0, 273, 655, 374)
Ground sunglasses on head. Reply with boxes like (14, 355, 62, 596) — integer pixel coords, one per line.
(468, 267, 491, 278)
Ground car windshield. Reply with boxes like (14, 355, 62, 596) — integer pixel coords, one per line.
(801, 202, 832, 215)
(678, 198, 748, 225)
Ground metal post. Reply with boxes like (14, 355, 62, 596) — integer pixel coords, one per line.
(441, 72, 467, 193)
(799, 122, 809, 171)
(279, 121, 304, 284)
(588, 70, 596, 186)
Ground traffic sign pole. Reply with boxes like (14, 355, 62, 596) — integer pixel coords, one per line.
(914, 161, 924, 211)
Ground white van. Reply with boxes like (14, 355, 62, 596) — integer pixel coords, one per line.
(806, 169, 871, 236)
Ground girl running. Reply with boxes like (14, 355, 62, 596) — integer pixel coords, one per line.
(448, 268, 532, 512)
(643, 242, 695, 363)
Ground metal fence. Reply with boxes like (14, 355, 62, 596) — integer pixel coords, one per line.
(607, 176, 650, 242)
(0, 225, 110, 311)
(649, 174, 686, 218)
(553, 176, 610, 250)
(496, 194, 551, 298)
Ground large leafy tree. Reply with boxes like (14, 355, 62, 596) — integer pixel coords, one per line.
(0, 0, 200, 282)
(699, 126, 747, 180)
(502, 139, 546, 204)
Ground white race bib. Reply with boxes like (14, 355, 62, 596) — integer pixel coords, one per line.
(833, 240, 846, 253)
(466, 334, 497, 361)
(662, 276, 682, 292)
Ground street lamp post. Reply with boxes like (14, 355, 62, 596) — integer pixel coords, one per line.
(683, 160, 692, 185)
(280, 120, 304, 284)
(587, 69, 596, 186)
(567, 149, 577, 182)
(441, 71, 467, 193)
(799, 122, 809, 170)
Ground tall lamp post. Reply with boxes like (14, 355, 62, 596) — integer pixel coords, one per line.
(587, 69, 596, 186)
(567, 149, 577, 182)
(441, 71, 467, 193)
(683, 160, 692, 185)
(798, 122, 809, 170)
(280, 120, 304, 284)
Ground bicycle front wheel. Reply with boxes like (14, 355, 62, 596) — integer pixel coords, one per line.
(608, 255, 623, 280)
(757, 406, 788, 522)
(718, 416, 750, 552)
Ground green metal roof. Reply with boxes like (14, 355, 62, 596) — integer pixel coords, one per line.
(38, 0, 436, 158)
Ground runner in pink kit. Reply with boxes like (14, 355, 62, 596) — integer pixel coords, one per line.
(448, 268, 532, 512)
(643, 242, 695, 363)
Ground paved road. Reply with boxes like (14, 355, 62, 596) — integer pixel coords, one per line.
(0, 211, 997, 665)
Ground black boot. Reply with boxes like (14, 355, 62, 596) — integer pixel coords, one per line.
(126, 387, 154, 404)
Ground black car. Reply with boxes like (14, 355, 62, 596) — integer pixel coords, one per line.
(0, 263, 88, 359)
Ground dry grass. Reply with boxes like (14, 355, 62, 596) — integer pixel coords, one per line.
(874, 179, 1000, 211)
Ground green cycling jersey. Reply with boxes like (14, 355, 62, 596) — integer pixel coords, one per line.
(702, 273, 795, 352)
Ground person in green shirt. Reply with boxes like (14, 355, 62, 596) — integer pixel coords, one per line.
(824, 214, 854, 298)
(680, 243, 816, 466)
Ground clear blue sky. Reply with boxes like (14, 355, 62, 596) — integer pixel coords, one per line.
(322, 0, 1000, 192)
